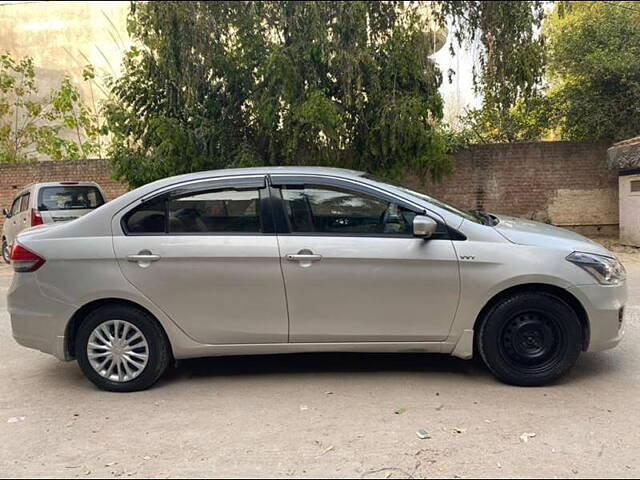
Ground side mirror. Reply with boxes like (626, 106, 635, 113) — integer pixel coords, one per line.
(2, 208, 9, 218)
(413, 215, 438, 238)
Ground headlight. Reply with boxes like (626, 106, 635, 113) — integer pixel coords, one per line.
(566, 251, 626, 285)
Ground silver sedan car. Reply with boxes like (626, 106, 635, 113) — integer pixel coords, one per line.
(7, 167, 627, 391)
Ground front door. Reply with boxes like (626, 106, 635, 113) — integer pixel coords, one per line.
(271, 177, 460, 343)
(112, 176, 289, 345)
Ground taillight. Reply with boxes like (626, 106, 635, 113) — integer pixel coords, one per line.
(10, 243, 46, 272)
(31, 208, 43, 227)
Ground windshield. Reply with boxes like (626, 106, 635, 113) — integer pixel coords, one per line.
(362, 174, 481, 224)
(38, 186, 105, 211)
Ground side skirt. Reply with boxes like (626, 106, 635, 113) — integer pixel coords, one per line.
(173, 341, 451, 360)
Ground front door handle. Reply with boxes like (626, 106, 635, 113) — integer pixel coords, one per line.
(286, 249, 322, 267)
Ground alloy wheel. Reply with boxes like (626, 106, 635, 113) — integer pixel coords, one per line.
(87, 319, 150, 383)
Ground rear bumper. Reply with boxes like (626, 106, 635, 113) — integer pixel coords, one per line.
(8, 272, 75, 361)
(568, 282, 627, 352)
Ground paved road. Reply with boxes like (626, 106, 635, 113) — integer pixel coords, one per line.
(0, 256, 639, 479)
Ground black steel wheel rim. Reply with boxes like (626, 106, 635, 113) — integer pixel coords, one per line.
(499, 311, 566, 371)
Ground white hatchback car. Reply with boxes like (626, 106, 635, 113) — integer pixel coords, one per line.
(7, 168, 627, 391)
(2, 181, 106, 263)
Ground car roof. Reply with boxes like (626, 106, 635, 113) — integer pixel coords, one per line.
(168, 166, 366, 180)
(123, 166, 369, 197)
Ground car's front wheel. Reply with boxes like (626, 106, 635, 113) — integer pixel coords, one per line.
(76, 305, 171, 392)
(478, 292, 583, 386)
(1, 238, 10, 264)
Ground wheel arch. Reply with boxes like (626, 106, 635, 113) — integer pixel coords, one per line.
(65, 297, 173, 360)
(472, 283, 590, 351)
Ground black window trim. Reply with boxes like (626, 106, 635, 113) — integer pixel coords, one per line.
(268, 174, 466, 241)
(121, 178, 273, 237)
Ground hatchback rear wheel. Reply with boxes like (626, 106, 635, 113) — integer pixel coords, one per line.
(478, 292, 583, 386)
(76, 305, 171, 392)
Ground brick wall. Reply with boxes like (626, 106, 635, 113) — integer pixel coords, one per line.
(403, 141, 619, 237)
(0, 141, 620, 237)
(0, 159, 127, 234)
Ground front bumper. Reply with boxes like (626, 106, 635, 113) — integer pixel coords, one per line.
(568, 281, 628, 352)
(8, 272, 75, 361)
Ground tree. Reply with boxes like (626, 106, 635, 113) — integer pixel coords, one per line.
(105, 1, 451, 187)
(0, 53, 105, 163)
(440, 1, 546, 142)
(543, 1, 640, 141)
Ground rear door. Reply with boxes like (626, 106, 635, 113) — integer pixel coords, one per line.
(112, 176, 289, 345)
(37, 184, 105, 224)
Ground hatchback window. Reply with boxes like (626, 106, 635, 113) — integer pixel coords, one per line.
(38, 186, 105, 211)
(19, 193, 30, 213)
(168, 189, 262, 233)
(280, 185, 417, 235)
(9, 196, 21, 216)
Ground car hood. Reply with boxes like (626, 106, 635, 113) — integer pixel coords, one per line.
(493, 214, 613, 257)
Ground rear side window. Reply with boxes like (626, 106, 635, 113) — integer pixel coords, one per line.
(123, 189, 263, 235)
(38, 186, 105, 211)
(124, 199, 166, 234)
(19, 193, 30, 212)
(168, 189, 262, 233)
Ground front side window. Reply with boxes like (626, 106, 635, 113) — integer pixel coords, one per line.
(38, 186, 105, 211)
(362, 174, 481, 224)
(280, 185, 417, 235)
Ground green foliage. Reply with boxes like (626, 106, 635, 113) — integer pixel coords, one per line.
(0, 53, 104, 163)
(106, 1, 452, 187)
(544, 1, 640, 141)
(461, 93, 553, 143)
(440, 1, 546, 142)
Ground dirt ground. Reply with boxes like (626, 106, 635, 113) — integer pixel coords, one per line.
(0, 245, 639, 479)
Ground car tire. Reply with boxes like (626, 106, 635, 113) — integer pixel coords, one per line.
(76, 305, 171, 392)
(1, 238, 10, 264)
(477, 292, 583, 387)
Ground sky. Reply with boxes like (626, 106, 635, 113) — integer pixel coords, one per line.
(432, 32, 482, 127)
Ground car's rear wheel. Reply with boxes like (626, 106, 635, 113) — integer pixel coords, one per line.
(76, 305, 171, 392)
(1, 238, 10, 264)
(478, 292, 583, 386)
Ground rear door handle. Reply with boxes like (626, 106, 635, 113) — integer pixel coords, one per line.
(127, 254, 161, 262)
(286, 254, 322, 261)
(127, 250, 161, 267)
